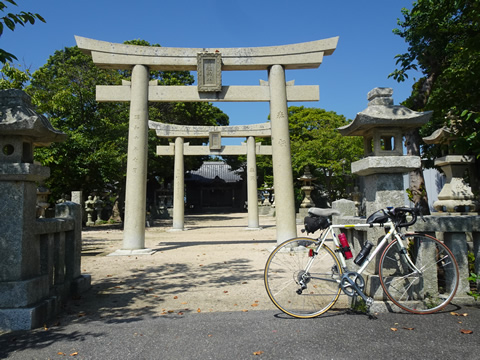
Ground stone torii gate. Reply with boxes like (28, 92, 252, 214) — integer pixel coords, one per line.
(149, 121, 272, 231)
(76, 36, 338, 252)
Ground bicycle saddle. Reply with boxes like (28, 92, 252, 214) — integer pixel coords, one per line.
(308, 207, 340, 217)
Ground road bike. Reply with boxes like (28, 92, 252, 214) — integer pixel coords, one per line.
(264, 206, 459, 318)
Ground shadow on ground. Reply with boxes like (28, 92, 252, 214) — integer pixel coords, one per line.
(61, 256, 264, 323)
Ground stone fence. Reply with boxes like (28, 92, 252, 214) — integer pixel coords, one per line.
(332, 199, 480, 303)
(0, 202, 90, 331)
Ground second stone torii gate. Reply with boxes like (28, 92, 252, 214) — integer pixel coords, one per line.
(149, 121, 272, 231)
(76, 35, 338, 251)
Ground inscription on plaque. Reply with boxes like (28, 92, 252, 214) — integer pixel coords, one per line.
(209, 131, 222, 150)
(197, 52, 222, 92)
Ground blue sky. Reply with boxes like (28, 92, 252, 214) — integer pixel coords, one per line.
(2, 0, 418, 145)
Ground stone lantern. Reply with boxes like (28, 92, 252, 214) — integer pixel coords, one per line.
(0, 90, 67, 328)
(423, 126, 478, 213)
(337, 87, 432, 216)
(36, 185, 51, 218)
(0, 90, 66, 218)
(0, 88, 66, 248)
(298, 166, 316, 207)
(337, 87, 432, 297)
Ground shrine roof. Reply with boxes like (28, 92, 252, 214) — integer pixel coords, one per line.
(186, 161, 242, 183)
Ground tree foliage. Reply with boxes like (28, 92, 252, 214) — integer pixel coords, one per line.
(390, 0, 480, 196)
(287, 106, 363, 205)
(28, 46, 129, 201)
(0, 0, 45, 63)
(249, 107, 363, 207)
(27, 42, 228, 203)
(0, 62, 30, 89)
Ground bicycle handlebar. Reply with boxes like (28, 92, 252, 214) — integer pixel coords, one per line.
(386, 204, 426, 228)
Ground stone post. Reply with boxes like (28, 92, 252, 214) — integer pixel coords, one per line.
(172, 136, 185, 230)
(121, 65, 152, 254)
(474, 232, 480, 289)
(443, 232, 470, 295)
(246, 136, 260, 229)
(269, 65, 297, 243)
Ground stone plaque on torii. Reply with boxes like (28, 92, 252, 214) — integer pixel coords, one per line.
(76, 36, 338, 252)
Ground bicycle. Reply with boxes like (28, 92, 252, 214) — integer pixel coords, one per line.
(264, 205, 459, 318)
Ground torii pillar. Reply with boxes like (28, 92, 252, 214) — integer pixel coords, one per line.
(76, 35, 338, 247)
(269, 65, 296, 240)
(150, 122, 273, 231)
(118, 65, 154, 254)
(246, 136, 260, 229)
(172, 136, 185, 230)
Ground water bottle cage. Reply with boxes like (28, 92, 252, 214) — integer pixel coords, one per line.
(337, 246, 351, 257)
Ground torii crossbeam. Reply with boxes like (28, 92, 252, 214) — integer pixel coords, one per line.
(76, 36, 338, 252)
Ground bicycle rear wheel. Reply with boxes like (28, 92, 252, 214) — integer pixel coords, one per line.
(379, 233, 459, 314)
(264, 237, 342, 318)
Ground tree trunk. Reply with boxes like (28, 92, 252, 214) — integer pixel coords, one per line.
(404, 72, 437, 215)
(405, 129, 430, 215)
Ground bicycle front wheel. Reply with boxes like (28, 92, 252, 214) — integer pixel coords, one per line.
(379, 233, 459, 314)
(264, 237, 342, 318)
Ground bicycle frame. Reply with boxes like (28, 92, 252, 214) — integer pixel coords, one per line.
(304, 221, 421, 288)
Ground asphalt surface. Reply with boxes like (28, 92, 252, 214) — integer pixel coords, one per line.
(2, 214, 480, 359)
(1, 304, 480, 359)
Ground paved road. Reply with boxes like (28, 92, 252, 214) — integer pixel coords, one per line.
(1, 304, 480, 360)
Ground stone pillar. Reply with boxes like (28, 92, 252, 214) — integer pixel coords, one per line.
(269, 65, 297, 243)
(121, 65, 152, 253)
(444, 232, 470, 295)
(172, 137, 185, 230)
(246, 136, 260, 229)
(473, 232, 480, 289)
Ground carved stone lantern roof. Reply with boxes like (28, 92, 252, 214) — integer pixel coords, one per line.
(297, 166, 317, 183)
(0, 89, 66, 146)
(337, 87, 432, 137)
(422, 126, 456, 145)
(1, 90, 66, 182)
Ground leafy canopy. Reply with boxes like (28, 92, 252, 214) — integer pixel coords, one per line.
(250, 107, 363, 206)
(0, 0, 45, 63)
(27, 41, 229, 202)
(390, 0, 480, 159)
(288, 106, 363, 204)
(0, 62, 30, 89)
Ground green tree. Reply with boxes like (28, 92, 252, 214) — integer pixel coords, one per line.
(28, 46, 128, 201)
(28, 43, 229, 205)
(0, 0, 45, 63)
(390, 0, 480, 202)
(287, 106, 363, 206)
(0, 62, 30, 89)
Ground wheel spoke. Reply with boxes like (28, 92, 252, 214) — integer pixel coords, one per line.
(265, 238, 342, 318)
(379, 235, 459, 314)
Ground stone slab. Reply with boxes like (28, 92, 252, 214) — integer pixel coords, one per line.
(149, 121, 272, 138)
(0, 163, 50, 181)
(157, 144, 272, 156)
(351, 156, 421, 176)
(0, 296, 57, 331)
(107, 249, 156, 256)
(0, 275, 49, 307)
(96, 85, 319, 102)
(75, 36, 339, 71)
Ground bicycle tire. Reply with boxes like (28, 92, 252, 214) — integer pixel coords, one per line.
(264, 237, 342, 318)
(379, 233, 459, 314)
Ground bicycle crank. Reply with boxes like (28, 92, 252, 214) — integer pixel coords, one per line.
(340, 272, 373, 306)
